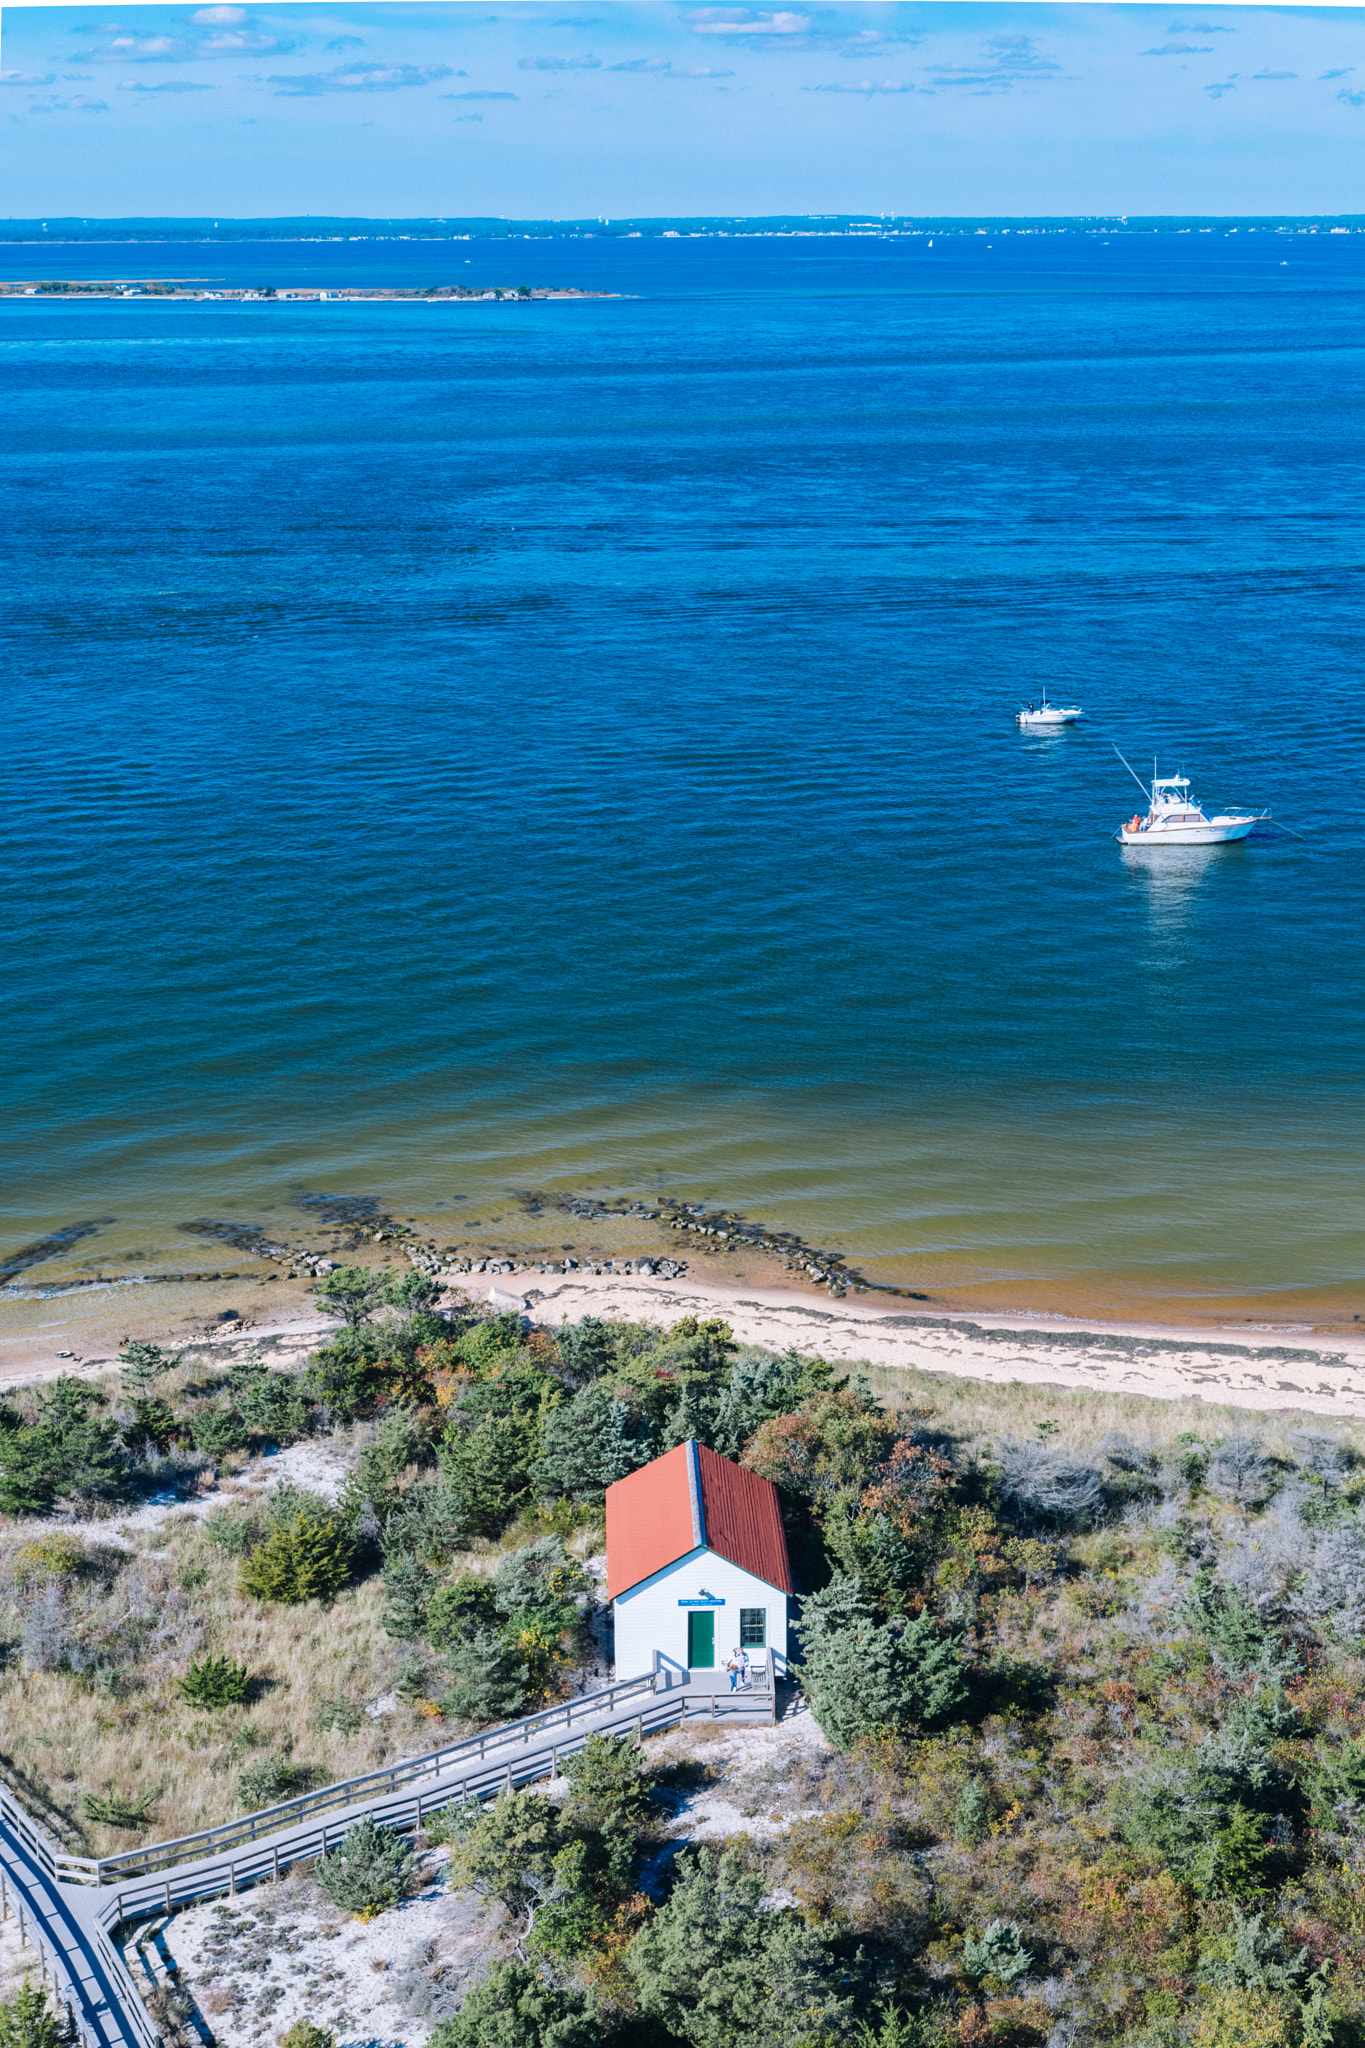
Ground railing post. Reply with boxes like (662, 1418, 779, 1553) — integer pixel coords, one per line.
(273, 1847, 280, 1883)
(164, 1879, 171, 1916)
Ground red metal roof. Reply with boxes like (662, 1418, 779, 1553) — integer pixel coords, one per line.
(606, 1440, 792, 1599)
(696, 1442, 794, 1594)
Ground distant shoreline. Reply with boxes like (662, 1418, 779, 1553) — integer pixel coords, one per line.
(0, 282, 623, 302)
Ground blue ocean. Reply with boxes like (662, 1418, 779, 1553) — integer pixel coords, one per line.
(2, 230, 1363, 1321)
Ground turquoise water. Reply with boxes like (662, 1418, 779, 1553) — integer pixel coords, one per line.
(3, 233, 1363, 1316)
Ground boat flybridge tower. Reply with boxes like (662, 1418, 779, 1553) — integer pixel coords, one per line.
(1114, 753, 1269, 846)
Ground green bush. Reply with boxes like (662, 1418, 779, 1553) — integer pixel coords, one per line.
(0, 1979, 72, 2048)
(228, 1355, 312, 1443)
(313, 1264, 389, 1330)
(124, 1396, 182, 1454)
(118, 1341, 183, 1400)
(426, 1960, 596, 2048)
(530, 1385, 643, 1501)
(0, 1377, 129, 1516)
(188, 1404, 249, 1458)
(240, 1509, 353, 1605)
(961, 1920, 1032, 1987)
(380, 1551, 433, 1639)
(625, 1845, 862, 2048)
(795, 1577, 966, 1749)
(439, 1629, 531, 1723)
(425, 1572, 498, 1650)
(316, 1815, 415, 1919)
(179, 1654, 252, 1708)
(560, 1731, 652, 1835)
(440, 1412, 541, 1534)
(445, 1788, 561, 1912)
(303, 1327, 386, 1422)
(280, 2023, 336, 2048)
(237, 1752, 314, 1811)
(204, 1503, 267, 1556)
(493, 1538, 591, 1639)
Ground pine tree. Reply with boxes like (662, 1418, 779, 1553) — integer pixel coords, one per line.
(240, 1511, 353, 1605)
(380, 1552, 432, 1639)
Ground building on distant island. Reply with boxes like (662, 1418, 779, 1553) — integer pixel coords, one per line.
(606, 1440, 792, 1682)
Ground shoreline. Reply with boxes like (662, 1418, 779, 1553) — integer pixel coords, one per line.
(7, 1265, 1365, 1423)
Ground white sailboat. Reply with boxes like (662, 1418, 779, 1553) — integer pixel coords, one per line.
(1017, 692, 1082, 729)
(1115, 753, 1269, 846)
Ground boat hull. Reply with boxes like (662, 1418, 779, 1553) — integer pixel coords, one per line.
(1118, 819, 1257, 845)
(1018, 709, 1081, 727)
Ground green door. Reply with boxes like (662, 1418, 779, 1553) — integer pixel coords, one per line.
(688, 1611, 715, 1669)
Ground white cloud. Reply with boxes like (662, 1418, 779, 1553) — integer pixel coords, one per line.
(118, 78, 214, 92)
(685, 9, 810, 36)
(1252, 71, 1296, 81)
(923, 35, 1062, 94)
(1204, 75, 1237, 98)
(255, 62, 455, 96)
(1142, 44, 1213, 57)
(518, 53, 601, 70)
(0, 69, 56, 85)
(805, 78, 913, 95)
(443, 88, 516, 99)
(192, 5, 246, 22)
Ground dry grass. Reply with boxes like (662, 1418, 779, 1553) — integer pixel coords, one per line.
(0, 1518, 458, 1858)
(858, 1357, 1365, 1462)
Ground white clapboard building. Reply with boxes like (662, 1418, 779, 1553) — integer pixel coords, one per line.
(606, 1439, 793, 1682)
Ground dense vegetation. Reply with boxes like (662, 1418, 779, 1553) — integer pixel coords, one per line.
(5, 1279, 1365, 2047)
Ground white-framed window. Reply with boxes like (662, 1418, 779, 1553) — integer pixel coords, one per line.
(739, 1607, 766, 1648)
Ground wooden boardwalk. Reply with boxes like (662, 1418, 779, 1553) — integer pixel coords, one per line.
(0, 1665, 776, 2047)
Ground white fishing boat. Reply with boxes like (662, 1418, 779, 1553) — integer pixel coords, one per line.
(1017, 693, 1082, 728)
(1115, 755, 1269, 846)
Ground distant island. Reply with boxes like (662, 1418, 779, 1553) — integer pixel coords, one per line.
(0, 280, 621, 302)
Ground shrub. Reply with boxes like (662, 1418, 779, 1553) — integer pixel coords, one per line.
(379, 1479, 466, 1565)
(1299, 1525, 1365, 1639)
(994, 1441, 1107, 1529)
(560, 1732, 652, 1835)
(952, 1780, 992, 1846)
(625, 1845, 862, 2048)
(1206, 1433, 1276, 1510)
(439, 1630, 530, 1723)
(12, 1533, 84, 1587)
(0, 1980, 70, 2048)
(188, 1405, 249, 1459)
(314, 1694, 366, 1735)
(82, 1786, 160, 1832)
(962, 1921, 1032, 1988)
(124, 1396, 182, 1455)
(280, 2027, 336, 2048)
(236, 1752, 307, 1810)
(313, 1264, 389, 1329)
(440, 1412, 540, 1534)
(425, 1572, 499, 1650)
(303, 1328, 385, 1422)
(445, 1788, 561, 1912)
(493, 1538, 591, 1638)
(118, 1341, 182, 1399)
(316, 1815, 415, 1919)
(0, 1377, 129, 1515)
(796, 1577, 966, 1749)
(530, 1385, 644, 1501)
(554, 1315, 619, 1384)
(240, 1509, 353, 1604)
(743, 1389, 897, 1506)
(1181, 1571, 1268, 1669)
(426, 1960, 597, 2048)
(227, 1355, 312, 1443)
(203, 1503, 267, 1556)
(179, 1653, 252, 1708)
(711, 1347, 833, 1461)
(359, 1407, 432, 1502)
(380, 1551, 433, 1639)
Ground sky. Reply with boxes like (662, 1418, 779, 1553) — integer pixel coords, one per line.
(2, 3, 1364, 218)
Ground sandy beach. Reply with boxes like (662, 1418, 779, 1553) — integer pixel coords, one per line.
(7, 1262, 1365, 1423)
